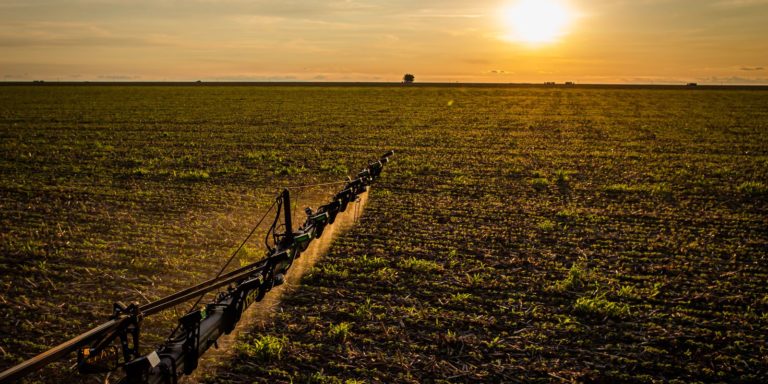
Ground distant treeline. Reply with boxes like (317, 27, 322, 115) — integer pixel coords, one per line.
(1, 81, 767, 90)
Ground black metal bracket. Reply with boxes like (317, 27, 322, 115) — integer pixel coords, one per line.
(179, 310, 202, 375)
(77, 302, 142, 374)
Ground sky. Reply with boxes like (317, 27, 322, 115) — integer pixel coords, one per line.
(0, 0, 767, 84)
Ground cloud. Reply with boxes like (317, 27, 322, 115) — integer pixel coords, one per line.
(210, 74, 299, 81)
(740, 66, 765, 71)
(711, 0, 768, 8)
(703, 75, 768, 84)
(3, 73, 30, 79)
(0, 21, 159, 48)
(406, 9, 483, 19)
(97, 74, 141, 80)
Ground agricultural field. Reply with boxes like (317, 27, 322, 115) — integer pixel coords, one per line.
(0, 85, 767, 383)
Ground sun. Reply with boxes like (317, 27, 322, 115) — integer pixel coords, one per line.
(501, 0, 573, 45)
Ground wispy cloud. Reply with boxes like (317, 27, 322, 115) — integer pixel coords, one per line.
(0, 21, 160, 47)
(97, 74, 141, 80)
(210, 74, 299, 81)
(711, 0, 768, 8)
(703, 75, 768, 84)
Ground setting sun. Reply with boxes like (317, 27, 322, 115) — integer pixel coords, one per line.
(502, 0, 574, 45)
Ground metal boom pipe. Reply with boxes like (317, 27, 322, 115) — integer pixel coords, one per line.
(0, 151, 394, 384)
(0, 319, 126, 382)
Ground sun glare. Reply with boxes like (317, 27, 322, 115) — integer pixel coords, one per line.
(502, 0, 573, 45)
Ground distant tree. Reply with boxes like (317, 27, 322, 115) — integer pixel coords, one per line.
(403, 73, 415, 84)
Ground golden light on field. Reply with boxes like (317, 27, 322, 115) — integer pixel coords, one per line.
(501, 0, 574, 45)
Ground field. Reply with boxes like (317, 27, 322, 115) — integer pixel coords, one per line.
(0, 85, 767, 383)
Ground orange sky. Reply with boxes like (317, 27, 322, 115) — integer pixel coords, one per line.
(0, 0, 766, 84)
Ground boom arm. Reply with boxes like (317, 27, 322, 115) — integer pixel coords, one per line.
(0, 151, 394, 384)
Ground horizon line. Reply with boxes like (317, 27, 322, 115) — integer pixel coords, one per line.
(2, 80, 768, 88)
